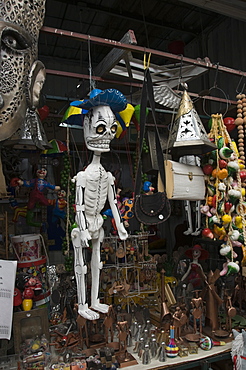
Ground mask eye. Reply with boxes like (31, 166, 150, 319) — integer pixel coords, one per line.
(96, 124, 106, 134)
(111, 124, 118, 134)
(2, 29, 30, 51)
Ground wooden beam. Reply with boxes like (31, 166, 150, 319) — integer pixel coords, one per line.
(94, 30, 137, 77)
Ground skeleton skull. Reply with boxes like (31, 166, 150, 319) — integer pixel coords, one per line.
(83, 105, 118, 152)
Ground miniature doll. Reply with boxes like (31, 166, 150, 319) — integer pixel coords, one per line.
(49, 189, 67, 223)
(181, 244, 209, 291)
(16, 168, 60, 210)
(11, 168, 60, 227)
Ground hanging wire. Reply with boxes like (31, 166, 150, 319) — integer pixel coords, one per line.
(141, 0, 150, 49)
(88, 36, 96, 92)
(212, 62, 220, 88)
(165, 59, 185, 159)
(177, 54, 184, 91)
(236, 74, 246, 94)
(70, 130, 84, 170)
(202, 63, 229, 117)
(65, 127, 71, 256)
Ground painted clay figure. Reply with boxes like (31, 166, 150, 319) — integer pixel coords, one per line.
(71, 89, 128, 320)
(17, 168, 60, 210)
(49, 189, 67, 223)
(11, 168, 60, 227)
(181, 244, 208, 291)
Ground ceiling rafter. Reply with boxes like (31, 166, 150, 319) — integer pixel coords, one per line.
(41, 26, 246, 78)
(77, 1, 198, 36)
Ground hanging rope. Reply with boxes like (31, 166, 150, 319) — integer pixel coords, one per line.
(65, 127, 71, 256)
(88, 36, 96, 92)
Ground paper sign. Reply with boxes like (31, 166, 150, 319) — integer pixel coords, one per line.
(0, 259, 17, 340)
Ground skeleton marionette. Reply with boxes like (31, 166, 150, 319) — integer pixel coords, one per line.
(70, 89, 128, 320)
(179, 155, 202, 236)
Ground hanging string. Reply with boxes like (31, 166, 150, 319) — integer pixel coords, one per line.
(141, 0, 150, 49)
(66, 127, 71, 256)
(202, 63, 229, 117)
(165, 59, 185, 160)
(123, 133, 135, 190)
(70, 129, 84, 170)
(88, 36, 96, 92)
(236, 74, 245, 95)
(177, 54, 184, 91)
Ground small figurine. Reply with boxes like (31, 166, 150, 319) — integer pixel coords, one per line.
(142, 181, 155, 195)
(11, 168, 60, 227)
(181, 244, 209, 291)
(16, 168, 60, 210)
(191, 290, 204, 335)
(49, 189, 67, 223)
(172, 306, 188, 340)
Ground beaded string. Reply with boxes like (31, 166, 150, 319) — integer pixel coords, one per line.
(234, 94, 246, 256)
(235, 93, 246, 165)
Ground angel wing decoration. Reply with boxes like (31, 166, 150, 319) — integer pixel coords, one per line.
(126, 84, 181, 109)
(153, 84, 181, 109)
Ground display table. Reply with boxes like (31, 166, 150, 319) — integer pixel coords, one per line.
(126, 341, 232, 370)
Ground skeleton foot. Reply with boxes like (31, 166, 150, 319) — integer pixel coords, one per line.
(78, 304, 100, 320)
(91, 301, 109, 314)
(191, 228, 201, 236)
(183, 228, 193, 235)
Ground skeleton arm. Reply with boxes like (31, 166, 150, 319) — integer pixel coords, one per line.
(181, 264, 192, 281)
(181, 261, 206, 281)
(107, 172, 128, 240)
(72, 171, 91, 246)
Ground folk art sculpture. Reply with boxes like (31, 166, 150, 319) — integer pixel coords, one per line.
(71, 89, 128, 320)
(11, 168, 60, 227)
(181, 244, 209, 291)
(0, 0, 47, 143)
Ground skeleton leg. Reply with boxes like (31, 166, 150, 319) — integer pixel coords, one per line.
(191, 200, 201, 236)
(90, 227, 109, 314)
(183, 200, 193, 235)
(71, 228, 99, 320)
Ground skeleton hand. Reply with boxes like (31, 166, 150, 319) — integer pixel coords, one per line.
(80, 229, 92, 248)
(117, 223, 128, 240)
(71, 228, 91, 248)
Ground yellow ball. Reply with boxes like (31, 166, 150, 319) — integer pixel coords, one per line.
(239, 163, 245, 170)
(235, 216, 243, 229)
(222, 214, 232, 225)
(242, 188, 246, 197)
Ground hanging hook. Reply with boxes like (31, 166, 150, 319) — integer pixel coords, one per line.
(236, 74, 245, 94)
(212, 62, 220, 88)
